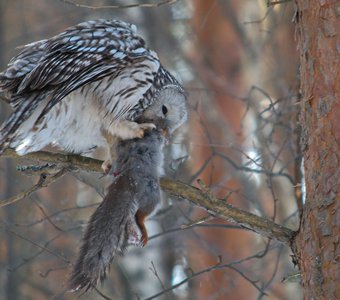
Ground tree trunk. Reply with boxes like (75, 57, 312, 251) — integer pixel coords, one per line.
(294, 1, 340, 299)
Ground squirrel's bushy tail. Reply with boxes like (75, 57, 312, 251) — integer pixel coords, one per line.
(69, 183, 136, 291)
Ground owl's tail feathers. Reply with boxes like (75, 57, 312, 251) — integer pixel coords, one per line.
(69, 185, 138, 292)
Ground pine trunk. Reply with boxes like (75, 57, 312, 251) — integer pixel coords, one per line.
(294, 1, 340, 299)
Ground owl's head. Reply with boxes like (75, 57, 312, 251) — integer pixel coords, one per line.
(140, 86, 187, 134)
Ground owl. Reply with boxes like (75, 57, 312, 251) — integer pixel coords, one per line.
(69, 94, 188, 290)
(0, 19, 186, 163)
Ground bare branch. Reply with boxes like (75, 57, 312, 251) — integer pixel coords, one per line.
(267, 0, 291, 6)
(2, 148, 103, 172)
(8, 230, 68, 272)
(160, 178, 295, 245)
(1, 149, 296, 245)
(144, 257, 223, 300)
(60, 0, 177, 10)
(144, 246, 275, 300)
(0, 169, 67, 208)
(1, 222, 70, 263)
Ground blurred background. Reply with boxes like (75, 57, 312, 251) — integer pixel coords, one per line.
(0, 0, 302, 299)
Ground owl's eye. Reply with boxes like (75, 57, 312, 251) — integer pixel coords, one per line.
(162, 105, 168, 116)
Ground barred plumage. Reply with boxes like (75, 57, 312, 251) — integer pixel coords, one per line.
(0, 19, 186, 156)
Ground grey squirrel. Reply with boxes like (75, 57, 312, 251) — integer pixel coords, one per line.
(69, 90, 187, 291)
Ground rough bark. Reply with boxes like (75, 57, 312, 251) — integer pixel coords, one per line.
(294, 1, 340, 299)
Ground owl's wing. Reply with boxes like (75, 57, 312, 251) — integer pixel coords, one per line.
(0, 39, 48, 95)
(0, 20, 160, 147)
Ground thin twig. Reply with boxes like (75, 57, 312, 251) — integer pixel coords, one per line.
(180, 214, 215, 229)
(144, 246, 273, 300)
(149, 223, 243, 242)
(267, 0, 291, 6)
(144, 257, 223, 300)
(32, 199, 64, 232)
(8, 228, 78, 272)
(149, 261, 168, 297)
(60, 0, 177, 10)
(0, 221, 70, 263)
(0, 169, 67, 208)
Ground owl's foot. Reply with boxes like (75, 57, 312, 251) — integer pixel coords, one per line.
(136, 123, 156, 138)
(112, 120, 156, 141)
(129, 122, 156, 139)
(101, 159, 112, 174)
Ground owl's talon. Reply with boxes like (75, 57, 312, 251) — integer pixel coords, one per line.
(137, 123, 156, 138)
(139, 123, 156, 131)
(101, 159, 112, 174)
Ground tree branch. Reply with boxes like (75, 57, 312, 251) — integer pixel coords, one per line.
(3, 148, 102, 172)
(0, 169, 67, 208)
(160, 178, 295, 245)
(60, 0, 177, 10)
(1, 149, 296, 245)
